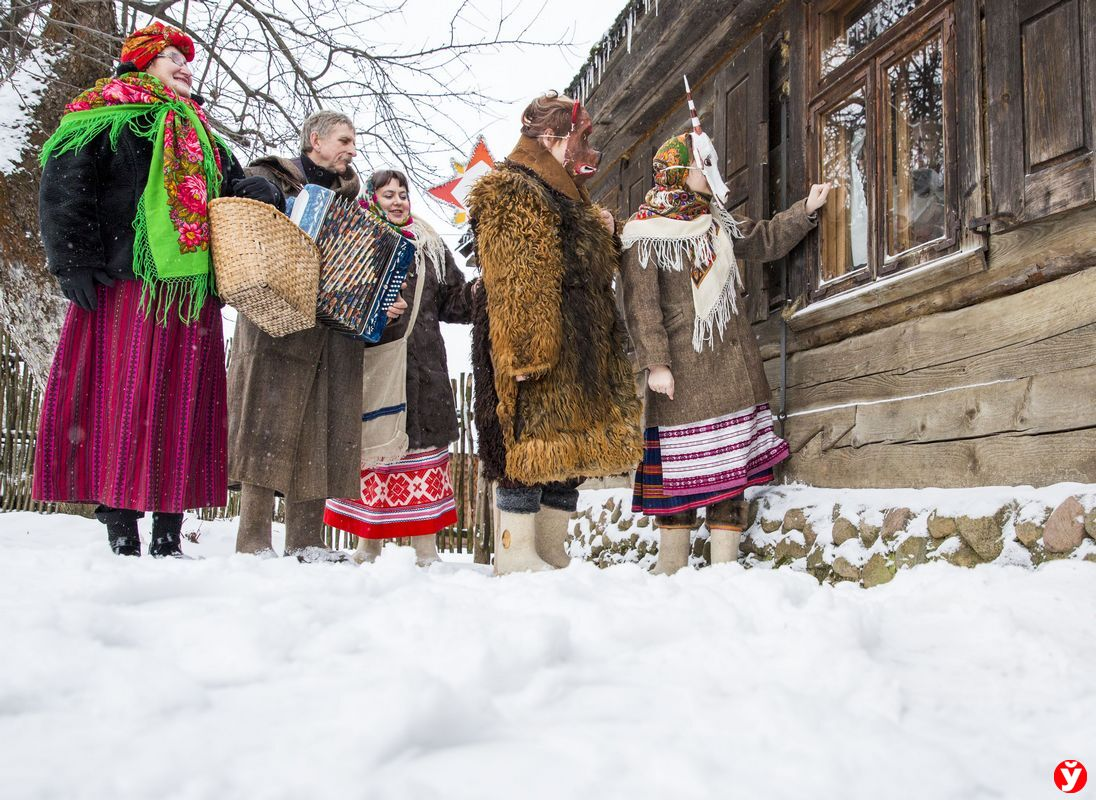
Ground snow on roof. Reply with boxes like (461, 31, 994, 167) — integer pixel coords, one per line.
(565, 0, 661, 105)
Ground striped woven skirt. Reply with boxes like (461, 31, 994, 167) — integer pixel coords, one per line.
(324, 447, 457, 539)
(632, 403, 789, 516)
(32, 280, 227, 513)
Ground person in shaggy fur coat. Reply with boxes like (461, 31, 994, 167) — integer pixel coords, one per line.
(468, 92, 643, 575)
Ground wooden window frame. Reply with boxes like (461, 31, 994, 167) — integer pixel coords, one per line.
(807, 0, 961, 302)
(811, 74, 874, 298)
(876, 15, 959, 274)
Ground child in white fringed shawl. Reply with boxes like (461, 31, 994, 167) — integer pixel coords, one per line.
(619, 131, 832, 575)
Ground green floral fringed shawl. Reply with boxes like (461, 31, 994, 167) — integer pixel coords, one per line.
(40, 72, 228, 323)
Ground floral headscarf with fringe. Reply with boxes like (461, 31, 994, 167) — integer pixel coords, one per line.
(632, 134, 710, 222)
(40, 71, 225, 324)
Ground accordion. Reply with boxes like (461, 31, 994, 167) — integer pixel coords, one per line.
(306, 193, 415, 343)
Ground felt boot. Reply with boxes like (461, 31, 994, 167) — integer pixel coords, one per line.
(651, 524, 692, 576)
(285, 497, 346, 562)
(412, 534, 440, 567)
(149, 512, 187, 558)
(96, 506, 141, 557)
(707, 498, 747, 565)
(534, 505, 573, 569)
(352, 537, 383, 564)
(494, 510, 553, 575)
(236, 483, 275, 555)
(709, 525, 743, 565)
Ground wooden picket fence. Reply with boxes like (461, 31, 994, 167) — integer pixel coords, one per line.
(0, 332, 493, 560)
(0, 332, 53, 513)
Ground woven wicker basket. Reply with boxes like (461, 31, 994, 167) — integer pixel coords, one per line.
(209, 197, 320, 337)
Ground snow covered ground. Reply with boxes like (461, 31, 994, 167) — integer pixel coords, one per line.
(1, 509, 1094, 800)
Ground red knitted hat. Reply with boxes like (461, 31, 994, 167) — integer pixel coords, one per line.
(120, 22, 195, 71)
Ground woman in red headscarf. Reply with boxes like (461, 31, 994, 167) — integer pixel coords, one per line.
(32, 22, 282, 557)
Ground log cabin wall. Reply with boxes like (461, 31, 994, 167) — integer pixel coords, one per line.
(571, 0, 1096, 488)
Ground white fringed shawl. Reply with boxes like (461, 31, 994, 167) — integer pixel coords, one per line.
(405, 217, 446, 282)
(620, 214, 744, 352)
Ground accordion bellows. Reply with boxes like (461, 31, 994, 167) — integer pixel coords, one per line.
(209, 197, 320, 337)
(313, 198, 416, 343)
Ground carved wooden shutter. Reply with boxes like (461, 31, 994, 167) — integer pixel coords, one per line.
(986, 0, 1096, 230)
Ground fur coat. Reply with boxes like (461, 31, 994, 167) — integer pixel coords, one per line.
(468, 137, 643, 485)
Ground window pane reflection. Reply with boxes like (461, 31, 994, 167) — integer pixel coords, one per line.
(820, 92, 869, 282)
(886, 36, 946, 255)
(821, 0, 922, 76)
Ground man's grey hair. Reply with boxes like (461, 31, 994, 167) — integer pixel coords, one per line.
(300, 110, 354, 153)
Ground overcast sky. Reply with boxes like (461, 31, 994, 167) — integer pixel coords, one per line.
(392, 0, 625, 248)
(220, 0, 628, 368)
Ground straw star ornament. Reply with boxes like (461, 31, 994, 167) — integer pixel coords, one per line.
(427, 137, 496, 225)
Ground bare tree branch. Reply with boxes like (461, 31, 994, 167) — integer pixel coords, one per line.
(104, 0, 575, 181)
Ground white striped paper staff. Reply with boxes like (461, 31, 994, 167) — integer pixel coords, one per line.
(684, 75, 703, 136)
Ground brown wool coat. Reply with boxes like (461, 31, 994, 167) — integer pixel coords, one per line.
(469, 137, 643, 485)
(622, 201, 817, 429)
(226, 157, 363, 500)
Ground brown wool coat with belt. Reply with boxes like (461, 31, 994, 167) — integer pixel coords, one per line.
(622, 200, 817, 429)
(226, 156, 363, 501)
(468, 137, 643, 485)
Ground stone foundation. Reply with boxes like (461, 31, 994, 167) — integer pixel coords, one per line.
(569, 485, 1096, 587)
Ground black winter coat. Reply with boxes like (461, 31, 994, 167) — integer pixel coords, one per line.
(379, 244, 474, 450)
(39, 125, 247, 284)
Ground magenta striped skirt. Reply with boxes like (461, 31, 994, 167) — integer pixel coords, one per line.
(32, 280, 227, 513)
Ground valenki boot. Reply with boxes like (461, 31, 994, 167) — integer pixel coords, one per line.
(495, 510, 553, 575)
(236, 483, 276, 556)
(707, 498, 747, 565)
(352, 537, 383, 564)
(651, 524, 692, 575)
(412, 534, 440, 567)
(534, 505, 573, 569)
(149, 512, 187, 558)
(709, 525, 743, 565)
(285, 497, 346, 562)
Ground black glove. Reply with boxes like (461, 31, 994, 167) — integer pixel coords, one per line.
(231, 176, 285, 212)
(58, 269, 115, 312)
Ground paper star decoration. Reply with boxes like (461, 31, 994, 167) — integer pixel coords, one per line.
(427, 137, 496, 225)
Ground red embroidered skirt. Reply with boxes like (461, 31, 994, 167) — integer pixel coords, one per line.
(32, 280, 227, 513)
(324, 447, 457, 539)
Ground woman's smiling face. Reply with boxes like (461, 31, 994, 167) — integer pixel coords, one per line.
(146, 46, 193, 98)
(375, 178, 410, 224)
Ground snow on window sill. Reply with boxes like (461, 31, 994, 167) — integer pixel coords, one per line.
(789, 246, 987, 332)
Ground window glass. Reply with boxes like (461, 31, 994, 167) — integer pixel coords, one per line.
(886, 35, 946, 255)
(819, 91, 869, 282)
(821, 0, 923, 76)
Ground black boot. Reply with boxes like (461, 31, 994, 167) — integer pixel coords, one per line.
(149, 512, 186, 558)
(96, 506, 142, 557)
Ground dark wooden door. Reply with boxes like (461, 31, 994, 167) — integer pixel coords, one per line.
(714, 33, 769, 322)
